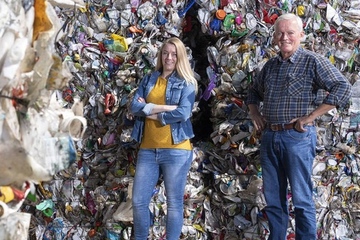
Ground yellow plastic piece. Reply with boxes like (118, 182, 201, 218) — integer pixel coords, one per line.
(110, 34, 129, 52)
(297, 5, 306, 17)
(0, 186, 15, 203)
(329, 55, 335, 64)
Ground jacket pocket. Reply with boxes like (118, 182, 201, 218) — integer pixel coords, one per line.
(169, 82, 184, 104)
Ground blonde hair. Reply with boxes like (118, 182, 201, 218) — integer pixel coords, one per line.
(274, 13, 304, 32)
(155, 37, 198, 91)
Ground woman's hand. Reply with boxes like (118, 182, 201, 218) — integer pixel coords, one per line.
(146, 114, 159, 120)
(137, 97, 146, 103)
(166, 105, 177, 111)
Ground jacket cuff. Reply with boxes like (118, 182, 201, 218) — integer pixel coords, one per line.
(142, 103, 155, 115)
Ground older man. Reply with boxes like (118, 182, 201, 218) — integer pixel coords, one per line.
(246, 13, 352, 240)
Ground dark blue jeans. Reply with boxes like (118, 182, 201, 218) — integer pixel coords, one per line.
(132, 148, 193, 240)
(260, 126, 317, 240)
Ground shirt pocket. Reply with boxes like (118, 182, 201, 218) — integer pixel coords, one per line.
(286, 73, 303, 96)
(169, 82, 184, 104)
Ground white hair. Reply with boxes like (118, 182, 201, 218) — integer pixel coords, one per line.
(274, 13, 304, 32)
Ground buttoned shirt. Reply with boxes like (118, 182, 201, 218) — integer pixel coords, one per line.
(246, 47, 352, 123)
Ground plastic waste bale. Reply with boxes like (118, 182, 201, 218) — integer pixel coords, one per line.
(0, 0, 87, 239)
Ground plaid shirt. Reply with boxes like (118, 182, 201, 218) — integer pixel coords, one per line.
(246, 47, 352, 124)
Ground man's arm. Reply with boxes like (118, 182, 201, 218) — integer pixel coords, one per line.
(291, 103, 336, 132)
(248, 104, 266, 132)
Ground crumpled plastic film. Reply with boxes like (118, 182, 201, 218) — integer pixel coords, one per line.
(0, 0, 358, 239)
(0, 212, 31, 240)
(0, 0, 87, 238)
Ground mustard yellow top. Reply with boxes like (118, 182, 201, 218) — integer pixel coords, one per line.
(140, 77, 191, 150)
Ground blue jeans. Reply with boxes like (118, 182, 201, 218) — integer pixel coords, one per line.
(260, 126, 317, 240)
(132, 148, 193, 240)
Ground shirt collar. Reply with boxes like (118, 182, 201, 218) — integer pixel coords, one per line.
(276, 47, 303, 63)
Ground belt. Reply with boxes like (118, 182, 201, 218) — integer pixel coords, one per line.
(267, 122, 295, 131)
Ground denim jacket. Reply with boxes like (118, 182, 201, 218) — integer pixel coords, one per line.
(130, 70, 196, 144)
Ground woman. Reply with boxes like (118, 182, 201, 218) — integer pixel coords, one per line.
(130, 37, 197, 240)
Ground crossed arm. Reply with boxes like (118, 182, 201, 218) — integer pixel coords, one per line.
(136, 97, 177, 120)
